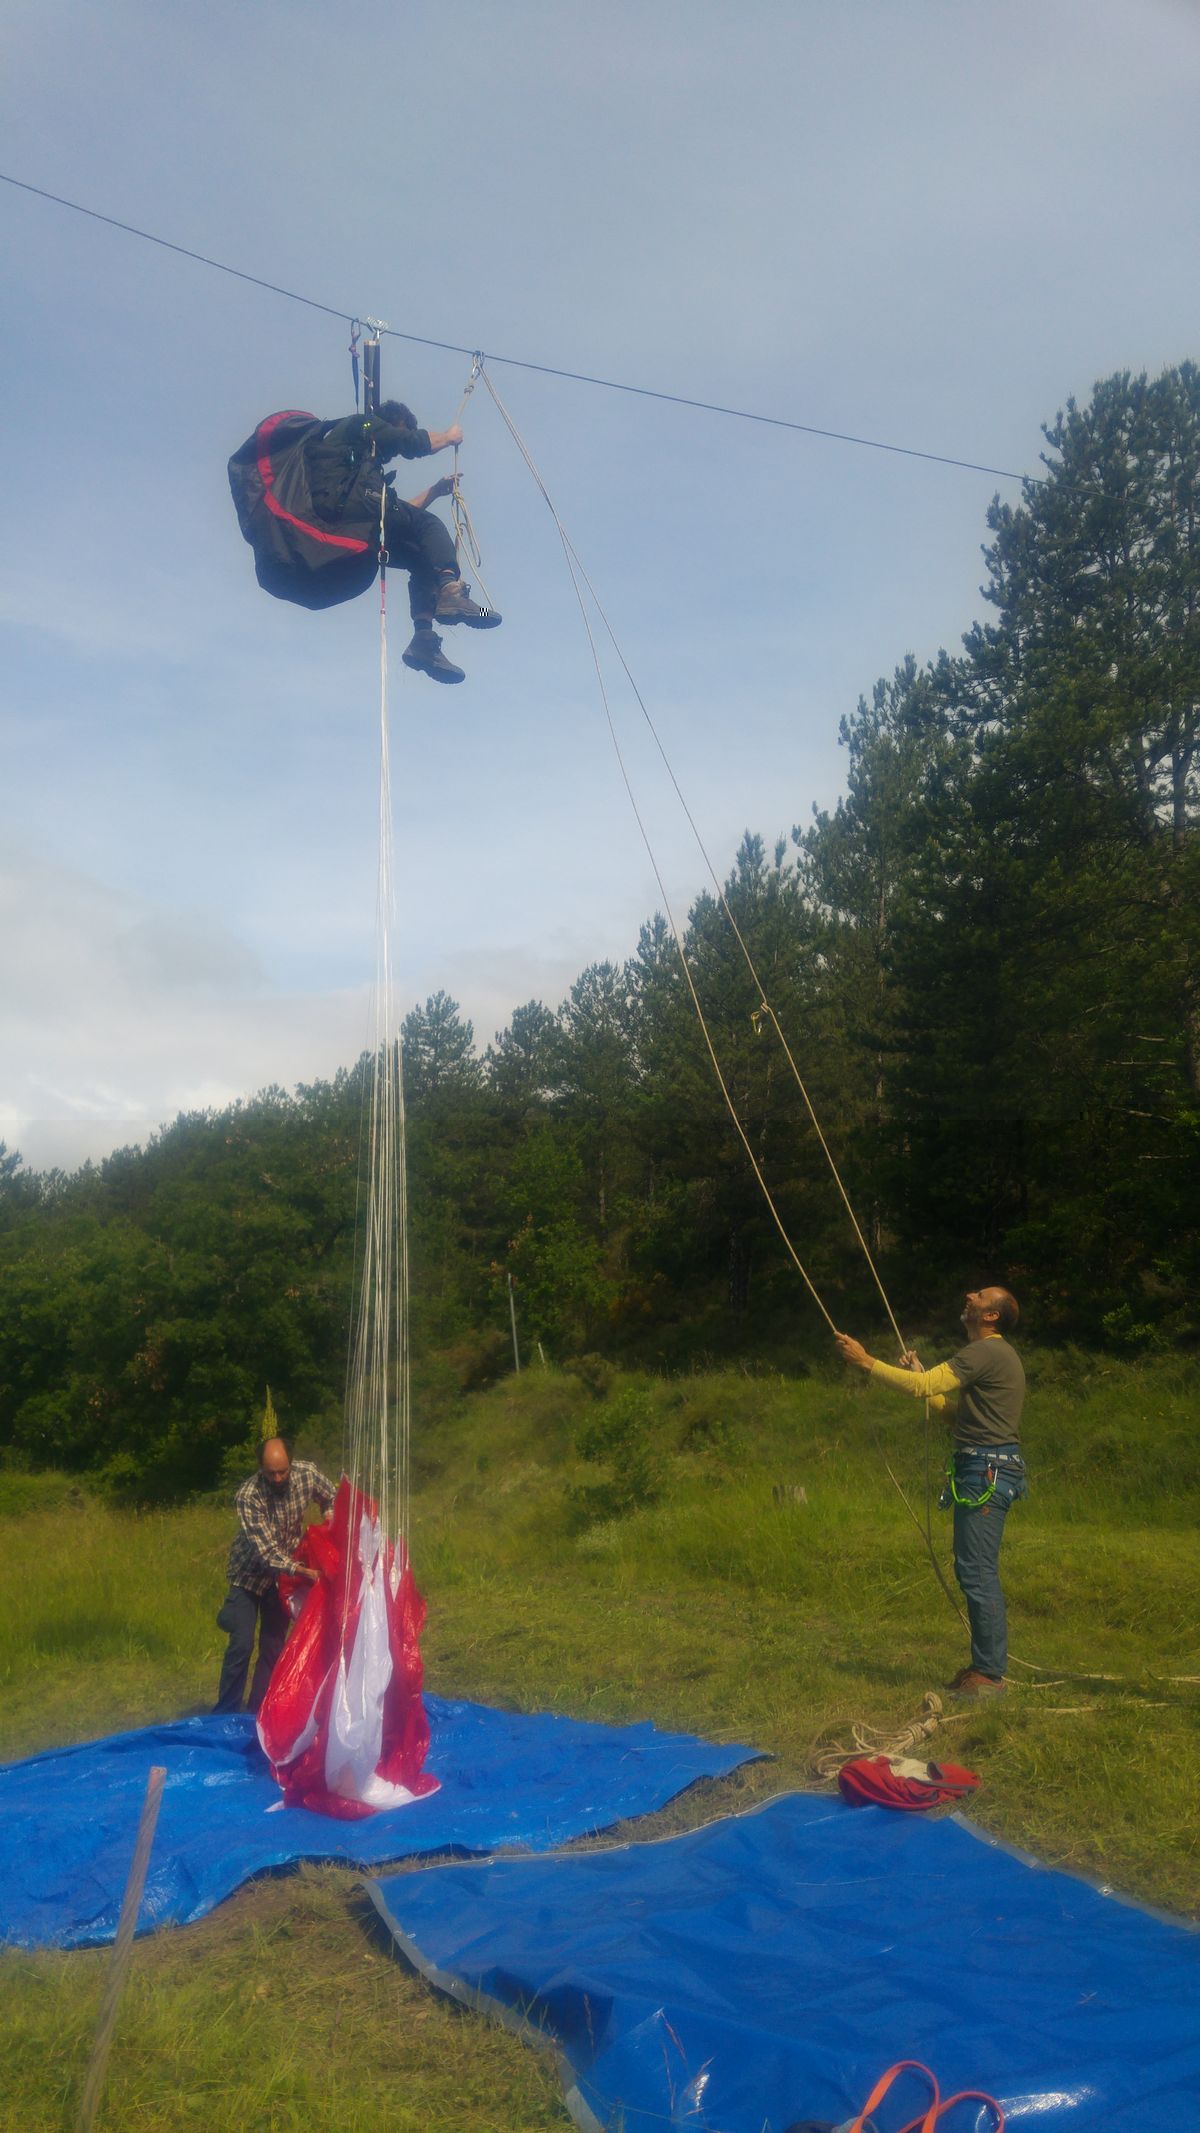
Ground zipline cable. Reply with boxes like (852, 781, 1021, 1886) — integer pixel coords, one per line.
(0, 168, 1030, 485)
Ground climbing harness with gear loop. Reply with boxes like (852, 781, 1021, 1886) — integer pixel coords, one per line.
(940, 1448, 1026, 1511)
(942, 1458, 997, 1510)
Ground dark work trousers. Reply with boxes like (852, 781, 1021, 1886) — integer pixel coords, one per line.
(213, 1584, 290, 1715)
(380, 495, 458, 621)
(951, 1446, 1027, 1679)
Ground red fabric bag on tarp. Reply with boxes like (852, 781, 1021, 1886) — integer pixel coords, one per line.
(257, 1477, 438, 1820)
(837, 1756, 979, 1812)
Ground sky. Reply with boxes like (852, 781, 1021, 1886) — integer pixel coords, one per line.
(2, 0, 1198, 1172)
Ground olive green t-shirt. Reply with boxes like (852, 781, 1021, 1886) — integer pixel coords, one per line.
(949, 1336, 1025, 1448)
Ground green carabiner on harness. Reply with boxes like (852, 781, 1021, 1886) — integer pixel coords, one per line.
(945, 1455, 996, 1508)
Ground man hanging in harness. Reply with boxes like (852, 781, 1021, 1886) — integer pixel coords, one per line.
(835, 1287, 1027, 1699)
(228, 398, 501, 685)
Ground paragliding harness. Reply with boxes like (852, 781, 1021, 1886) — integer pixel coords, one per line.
(227, 408, 383, 611)
(228, 320, 397, 610)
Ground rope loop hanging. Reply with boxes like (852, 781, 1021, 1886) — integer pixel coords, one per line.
(449, 353, 493, 594)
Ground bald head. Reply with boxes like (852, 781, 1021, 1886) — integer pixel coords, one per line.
(259, 1436, 293, 1491)
(984, 1287, 1019, 1334)
(962, 1287, 1020, 1337)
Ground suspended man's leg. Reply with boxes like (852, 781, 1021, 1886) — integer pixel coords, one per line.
(434, 578, 502, 628)
(383, 501, 501, 677)
(382, 500, 458, 620)
(401, 629, 466, 684)
(383, 500, 468, 684)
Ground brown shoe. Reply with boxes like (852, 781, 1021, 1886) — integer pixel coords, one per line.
(949, 1669, 1007, 1698)
(401, 629, 465, 683)
(434, 578, 502, 628)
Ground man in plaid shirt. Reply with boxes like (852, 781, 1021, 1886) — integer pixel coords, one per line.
(213, 1435, 337, 1715)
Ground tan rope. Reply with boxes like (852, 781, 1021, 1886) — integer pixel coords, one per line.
(476, 363, 972, 1618)
(479, 361, 908, 1356)
(448, 355, 499, 607)
(808, 1693, 967, 1780)
(480, 363, 838, 1330)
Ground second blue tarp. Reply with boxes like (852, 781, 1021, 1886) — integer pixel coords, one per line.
(369, 1790, 1200, 2133)
(0, 1696, 757, 1949)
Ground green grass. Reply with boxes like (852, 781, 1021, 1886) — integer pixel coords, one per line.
(1, 1356, 1198, 2129)
(2, 1870, 568, 2133)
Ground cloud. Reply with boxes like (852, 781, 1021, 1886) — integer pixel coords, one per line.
(0, 848, 361, 1168)
(0, 844, 663, 1173)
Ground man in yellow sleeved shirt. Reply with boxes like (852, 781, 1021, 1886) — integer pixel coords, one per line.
(835, 1288, 1027, 1697)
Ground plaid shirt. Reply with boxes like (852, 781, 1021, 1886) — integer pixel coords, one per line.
(225, 1461, 337, 1596)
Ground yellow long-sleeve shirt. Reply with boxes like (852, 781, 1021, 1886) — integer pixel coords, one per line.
(869, 1335, 1026, 1448)
(868, 1358, 959, 1409)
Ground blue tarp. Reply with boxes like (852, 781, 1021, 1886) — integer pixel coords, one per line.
(0, 1696, 757, 1950)
(370, 1789, 1200, 2133)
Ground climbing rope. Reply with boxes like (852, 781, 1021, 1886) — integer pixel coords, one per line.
(447, 355, 499, 607)
(479, 363, 839, 1330)
(472, 363, 1005, 1638)
(479, 360, 908, 1354)
(808, 1692, 968, 1781)
(471, 364, 993, 1617)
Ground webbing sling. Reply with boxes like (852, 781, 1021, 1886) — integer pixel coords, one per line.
(848, 2058, 1005, 2133)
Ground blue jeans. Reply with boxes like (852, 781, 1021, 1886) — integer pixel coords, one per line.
(951, 1446, 1027, 1679)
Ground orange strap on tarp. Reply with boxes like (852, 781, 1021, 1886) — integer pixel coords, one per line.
(848, 2059, 1005, 2133)
(848, 2059, 938, 2132)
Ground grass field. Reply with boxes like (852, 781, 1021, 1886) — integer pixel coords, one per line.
(2, 1356, 1198, 2130)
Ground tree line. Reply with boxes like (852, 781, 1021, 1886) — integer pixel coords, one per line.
(2, 365, 1196, 1490)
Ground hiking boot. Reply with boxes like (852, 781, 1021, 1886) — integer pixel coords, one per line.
(434, 578, 502, 628)
(402, 630, 465, 684)
(948, 1669, 1007, 1698)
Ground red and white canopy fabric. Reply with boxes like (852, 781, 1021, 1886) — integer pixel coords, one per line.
(257, 1478, 438, 1820)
